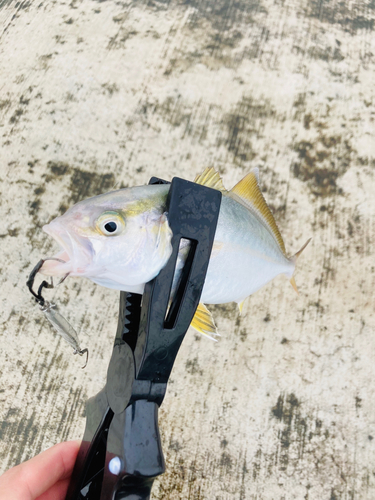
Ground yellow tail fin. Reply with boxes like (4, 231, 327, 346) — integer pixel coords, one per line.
(290, 276, 299, 294)
(289, 238, 312, 294)
(293, 238, 312, 261)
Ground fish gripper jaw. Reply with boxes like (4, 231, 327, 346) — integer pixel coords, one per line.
(65, 177, 222, 500)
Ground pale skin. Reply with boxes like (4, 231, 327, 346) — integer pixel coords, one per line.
(0, 441, 80, 500)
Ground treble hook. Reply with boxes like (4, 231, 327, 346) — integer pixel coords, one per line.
(74, 348, 89, 369)
(26, 258, 68, 306)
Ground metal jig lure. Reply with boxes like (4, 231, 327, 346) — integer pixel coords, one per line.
(27, 258, 88, 368)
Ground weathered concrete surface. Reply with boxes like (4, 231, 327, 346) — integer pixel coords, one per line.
(0, 0, 374, 498)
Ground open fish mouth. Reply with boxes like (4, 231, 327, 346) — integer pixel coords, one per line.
(40, 221, 93, 277)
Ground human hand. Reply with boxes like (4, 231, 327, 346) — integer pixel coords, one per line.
(0, 440, 80, 500)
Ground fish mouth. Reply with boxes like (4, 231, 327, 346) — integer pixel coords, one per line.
(40, 220, 93, 277)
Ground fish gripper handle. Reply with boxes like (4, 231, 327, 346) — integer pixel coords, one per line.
(65, 177, 222, 500)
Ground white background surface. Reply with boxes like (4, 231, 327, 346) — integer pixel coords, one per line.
(0, 0, 374, 498)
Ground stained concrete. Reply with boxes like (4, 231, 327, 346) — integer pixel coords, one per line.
(0, 0, 374, 498)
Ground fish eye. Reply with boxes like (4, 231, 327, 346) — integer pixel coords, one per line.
(104, 221, 117, 233)
(96, 212, 125, 236)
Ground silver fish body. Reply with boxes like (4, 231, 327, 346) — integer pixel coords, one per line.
(199, 193, 293, 304)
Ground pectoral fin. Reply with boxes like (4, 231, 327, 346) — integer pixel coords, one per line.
(191, 303, 219, 341)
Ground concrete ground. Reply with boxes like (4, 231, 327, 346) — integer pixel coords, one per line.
(0, 0, 374, 498)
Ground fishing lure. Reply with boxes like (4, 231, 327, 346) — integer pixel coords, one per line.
(27, 258, 88, 368)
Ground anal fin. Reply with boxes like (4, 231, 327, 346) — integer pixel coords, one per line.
(191, 303, 219, 341)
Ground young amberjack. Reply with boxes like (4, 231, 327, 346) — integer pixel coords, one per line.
(40, 168, 310, 338)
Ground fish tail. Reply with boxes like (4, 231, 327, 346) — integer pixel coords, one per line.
(288, 238, 312, 294)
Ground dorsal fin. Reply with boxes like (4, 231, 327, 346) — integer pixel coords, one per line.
(230, 169, 286, 255)
(194, 167, 227, 193)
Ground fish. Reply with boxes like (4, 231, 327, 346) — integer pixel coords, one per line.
(40, 168, 310, 338)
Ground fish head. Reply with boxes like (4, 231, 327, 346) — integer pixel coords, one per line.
(40, 185, 173, 292)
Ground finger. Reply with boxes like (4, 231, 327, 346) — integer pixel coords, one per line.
(36, 477, 70, 500)
(22, 441, 80, 498)
(0, 440, 80, 500)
